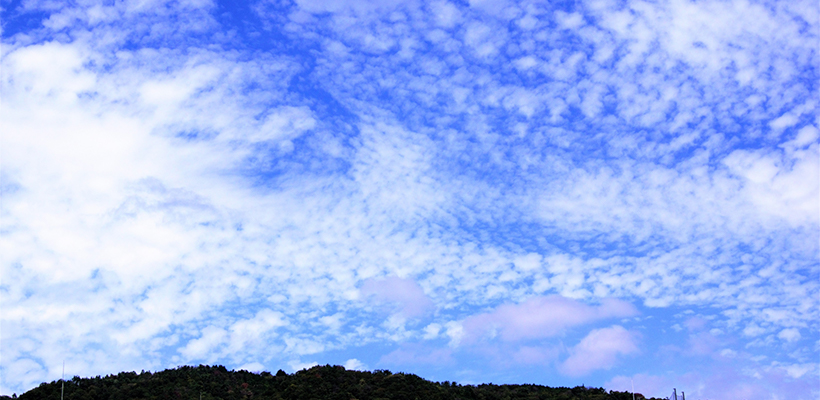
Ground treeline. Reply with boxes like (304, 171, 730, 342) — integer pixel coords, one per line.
(5, 364, 662, 400)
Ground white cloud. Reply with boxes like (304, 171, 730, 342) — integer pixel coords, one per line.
(782, 363, 814, 379)
(180, 326, 227, 361)
(343, 358, 367, 371)
(284, 337, 325, 356)
(430, 1, 462, 28)
(287, 360, 319, 372)
(743, 324, 767, 337)
(227, 310, 288, 351)
(560, 325, 639, 377)
(1, 0, 818, 396)
(422, 323, 442, 339)
(777, 328, 801, 343)
(770, 113, 800, 130)
(555, 11, 584, 30)
(237, 362, 265, 372)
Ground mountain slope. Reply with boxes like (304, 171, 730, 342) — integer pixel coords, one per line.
(7, 364, 661, 400)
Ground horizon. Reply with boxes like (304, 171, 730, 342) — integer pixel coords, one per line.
(1, 0, 817, 398)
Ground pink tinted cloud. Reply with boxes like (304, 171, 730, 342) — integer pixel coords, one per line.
(466, 342, 562, 367)
(462, 296, 638, 343)
(560, 325, 639, 377)
(683, 316, 708, 331)
(360, 276, 434, 318)
(607, 364, 820, 400)
(511, 345, 561, 365)
(687, 330, 721, 356)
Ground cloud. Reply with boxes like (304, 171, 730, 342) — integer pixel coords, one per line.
(509, 345, 561, 366)
(560, 325, 639, 377)
(293, 0, 407, 16)
(180, 326, 228, 361)
(359, 277, 434, 318)
(343, 358, 367, 371)
(777, 328, 801, 343)
(607, 361, 820, 400)
(238, 362, 266, 372)
(605, 373, 672, 399)
(288, 360, 319, 372)
(1, 0, 818, 396)
(687, 330, 722, 356)
(683, 316, 708, 331)
(379, 344, 454, 366)
(461, 296, 638, 343)
(224, 309, 288, 355)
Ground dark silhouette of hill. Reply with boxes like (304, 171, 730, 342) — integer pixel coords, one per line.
(3, 364, 662, 400)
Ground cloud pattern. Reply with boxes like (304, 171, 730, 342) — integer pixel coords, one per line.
(1, 0, 818, 398)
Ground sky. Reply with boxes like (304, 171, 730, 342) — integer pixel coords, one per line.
(0, 0, 818, 398)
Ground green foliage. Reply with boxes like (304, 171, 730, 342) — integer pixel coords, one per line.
(15, 365, 664, 400)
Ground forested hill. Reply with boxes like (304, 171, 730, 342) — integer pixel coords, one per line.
(4, 364, 663, 400)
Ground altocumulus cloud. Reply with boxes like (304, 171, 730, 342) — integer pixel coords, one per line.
(0, 0, 818, 399)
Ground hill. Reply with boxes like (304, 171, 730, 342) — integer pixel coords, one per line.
(4, 364, 662, 400)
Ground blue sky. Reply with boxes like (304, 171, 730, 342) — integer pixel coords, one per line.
(0, 0, 817, 398)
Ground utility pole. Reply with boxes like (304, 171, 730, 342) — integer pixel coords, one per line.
(61, 361, 65, 400)
(631, 379, 635, 400)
